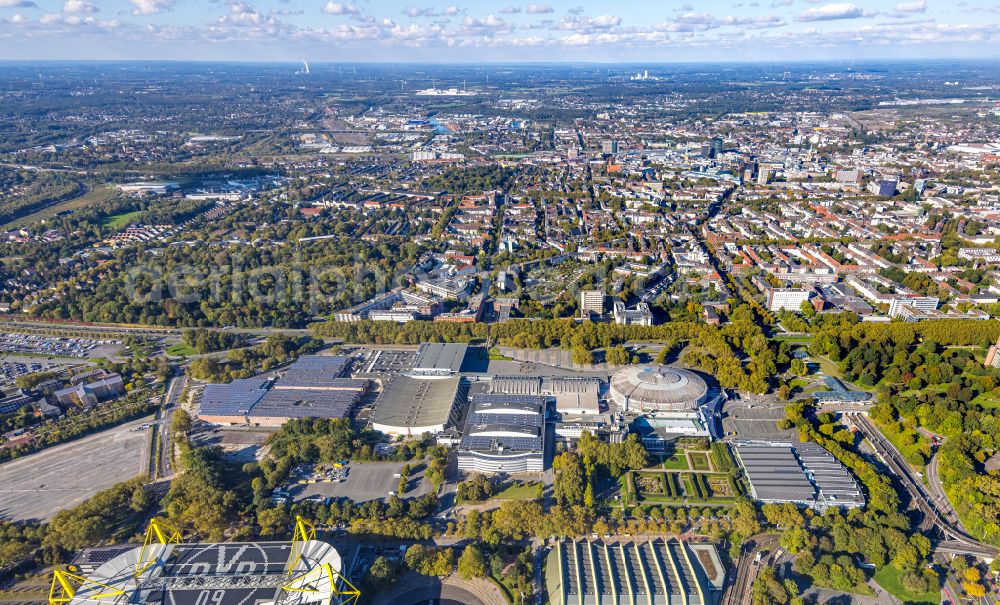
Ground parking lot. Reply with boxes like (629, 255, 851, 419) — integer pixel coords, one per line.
(0, 416, 153, 521)
(289, 461, 430, 503)
(0, 359, 67, 386)
(353, 347, 418, 377)
(0, 334, 122, 359)
(722, 402, 797, 440)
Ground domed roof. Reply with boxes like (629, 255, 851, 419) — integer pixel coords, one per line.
(610, 365, 707, 410)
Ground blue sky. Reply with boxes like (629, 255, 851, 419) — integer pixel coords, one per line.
(0, 0, 998, 61)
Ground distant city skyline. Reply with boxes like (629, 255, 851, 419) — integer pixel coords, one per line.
(1, 0, 998, 62)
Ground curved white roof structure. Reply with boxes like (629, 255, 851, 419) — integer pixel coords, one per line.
(610, 365, 708, 412)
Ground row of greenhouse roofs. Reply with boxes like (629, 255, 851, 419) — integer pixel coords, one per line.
(545, 539, 724, 605)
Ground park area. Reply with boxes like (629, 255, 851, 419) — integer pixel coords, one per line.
(624, 445, 744, 506)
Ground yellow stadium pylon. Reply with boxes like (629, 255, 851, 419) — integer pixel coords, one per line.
(134, 518, 182, 578)
(293, 516, 316, 542)
(282, 563, 360, 605)
(285, 516, 317, 575)
(49, 567, 125, 605)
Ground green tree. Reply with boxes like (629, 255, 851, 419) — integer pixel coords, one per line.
(457, 545, 487, 579)
(606, 345, 629, 366)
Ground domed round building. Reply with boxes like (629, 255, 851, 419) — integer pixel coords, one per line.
(610, 365, 708, 412)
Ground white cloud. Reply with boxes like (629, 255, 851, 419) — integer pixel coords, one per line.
(62, 0, 97, 13)
(215, 1, 281, 27)
(796, 3, 872, 21)
(500, 5, 521, 13)
(403, 6, 431, 17)
(589, 14, 619, 27)
(403, 5, 461, 18)
(322, 2, 359, 15)
(526, 3, 553, 13)
(556, 13, 621, 32)
(128, 0, 174, 15)
(0, 0, 37, 8)
(462, 13, 507, 29)
(894, 1, 926, 13)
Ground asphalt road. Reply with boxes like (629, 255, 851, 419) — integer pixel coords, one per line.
(0, 416, 153, 522)
(155, 374, 187, 479)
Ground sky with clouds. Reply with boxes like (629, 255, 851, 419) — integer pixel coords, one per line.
(0, 0, 998, 62)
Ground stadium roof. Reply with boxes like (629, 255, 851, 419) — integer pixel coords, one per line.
(64, 540, 346, 605)
(610, 365, 707, 411)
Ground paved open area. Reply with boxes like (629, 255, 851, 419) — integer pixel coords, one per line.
(290, 461, 430, 503)
(0, 416, 153, 522)
(722, 402, 796, 440)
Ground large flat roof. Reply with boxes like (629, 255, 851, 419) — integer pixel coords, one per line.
(276, 355, 352, 388)
(370, 375, 463, 430)
(250, 388, 360, 420)
(734, 441, 865, 509)
(412, 342, 468, 373)
(546, 539, 717, 605)
(200, 378, 269, 417)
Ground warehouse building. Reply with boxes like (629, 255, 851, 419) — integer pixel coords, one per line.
(198, 377, 271, 425)
(458, 393, 547, 474)
(198, 356, 366, 426)
(248, 356, 367, 426)
(545, 539, 724, 605)
(248, 380, 367, 426)
(370, 375, 466, 436)
(734, 441, 865, 510)
(488, 375, 613, 442)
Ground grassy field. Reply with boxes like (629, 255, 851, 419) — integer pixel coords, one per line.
(661, 453, 690, 471)
(102, 210, 142, 229)
(494, 482, 542, 500)
(166, 342, 197, 357)
(812, 355, 843, 379)
(872, 566, 939, 605)
(972, 391, 1000, 409)
(688, 452, 712, 471)
(773, 334, 813, 343)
